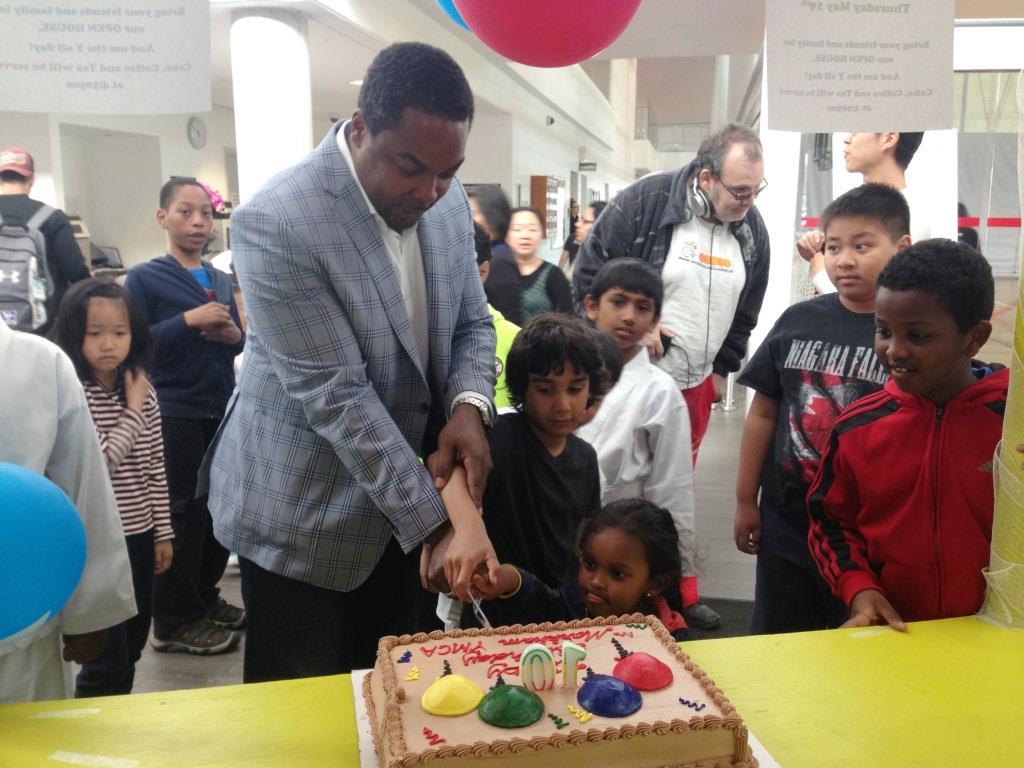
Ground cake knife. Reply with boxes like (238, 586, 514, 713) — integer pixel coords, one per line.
(468, 591, 494, 630)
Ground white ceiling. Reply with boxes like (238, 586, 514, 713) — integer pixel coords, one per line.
(209, 1, 1021, 148)
(636, 56, 718, 125)
(594, 0, 765, 60)
(208, 0, 758, 149)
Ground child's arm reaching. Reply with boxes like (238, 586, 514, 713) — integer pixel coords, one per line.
(734, 392, 780, 555)
(471, 564, 522, 599)
(419, 465, 499, 603)
(471, 565, 584, 626)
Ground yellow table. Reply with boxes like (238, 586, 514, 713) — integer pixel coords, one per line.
(1, 617, 1021, 767)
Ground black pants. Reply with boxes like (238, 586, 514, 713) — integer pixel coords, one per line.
(153, 417, 229, 637)
(238, 538, 426, 681)
(749, 495, 848, 634)
(75, 530, 154, 697)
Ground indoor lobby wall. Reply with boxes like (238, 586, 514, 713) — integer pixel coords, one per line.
(0, 105, 237, 266)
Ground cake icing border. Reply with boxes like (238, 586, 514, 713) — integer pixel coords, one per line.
(367, 613, 757, 768)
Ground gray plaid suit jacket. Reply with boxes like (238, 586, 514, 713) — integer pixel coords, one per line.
(208, 123, 496, 592)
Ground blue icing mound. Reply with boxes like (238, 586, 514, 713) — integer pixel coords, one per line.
(577, 673, 642, 718)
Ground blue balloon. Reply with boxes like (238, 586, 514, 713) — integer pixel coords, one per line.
(436, 0, 469, 29)
(0, 463, 87, 642)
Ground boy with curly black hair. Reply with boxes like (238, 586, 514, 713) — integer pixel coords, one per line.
(808, 239, 1005, 629)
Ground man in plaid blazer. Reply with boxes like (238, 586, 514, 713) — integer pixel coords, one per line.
(208, 43, 498, 679)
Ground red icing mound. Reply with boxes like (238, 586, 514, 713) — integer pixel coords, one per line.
(612, 651, 674, 691)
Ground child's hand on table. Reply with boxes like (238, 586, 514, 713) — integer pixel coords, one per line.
(842, 589, 907, 632)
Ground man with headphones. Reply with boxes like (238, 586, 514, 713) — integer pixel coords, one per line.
(572, 124, 770, 630)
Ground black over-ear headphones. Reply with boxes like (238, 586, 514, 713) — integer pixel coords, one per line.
(691, 173, 714, 219)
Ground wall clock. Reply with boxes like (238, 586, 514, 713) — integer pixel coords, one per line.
(187, 116, 207, 149)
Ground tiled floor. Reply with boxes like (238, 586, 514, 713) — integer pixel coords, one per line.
(126, 274, 1019, 693)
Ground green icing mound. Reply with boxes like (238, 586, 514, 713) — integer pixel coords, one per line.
(477, 683, 545, 728)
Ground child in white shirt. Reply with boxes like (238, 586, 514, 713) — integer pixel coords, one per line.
(0, 320, 136, 702)
(578, 258, 713, 629)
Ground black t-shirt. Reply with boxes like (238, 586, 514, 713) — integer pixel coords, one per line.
(0, 194, 89, 332)
(738, 294, 888, 522)
(482, 412, 601, 588)
(485, 254, 573, 326)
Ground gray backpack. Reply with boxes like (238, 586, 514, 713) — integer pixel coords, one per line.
(0, 205, 55, 331)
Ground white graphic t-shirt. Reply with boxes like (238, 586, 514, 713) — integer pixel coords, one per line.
(655, 216, 746, 389)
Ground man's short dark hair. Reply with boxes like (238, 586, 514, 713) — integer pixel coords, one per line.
(588, 200, 608, 220)
(587, 257, 663, 317)
(358, 42, 474, 135)
(0, 170, 30, 183)
(821, 182, 910, 244)
(506, 313, 610, 410)
(472, 221, 491, 265)
(877, 238, 994, 332)
(469, 187, 512, 242)
(695, 123, 763, 176)
(893, 132, 924, 170)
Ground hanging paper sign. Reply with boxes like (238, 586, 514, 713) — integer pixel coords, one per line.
(0, 0, 210, 114)
(766, 0, 954, 132)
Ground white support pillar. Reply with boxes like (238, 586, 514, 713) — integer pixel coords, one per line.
(710, 55, 731, 131)
(230, 10, 314, 203)
(748, 44, 801, 395)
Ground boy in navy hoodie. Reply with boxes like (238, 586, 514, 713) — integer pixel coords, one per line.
(125, 179, 245, 654)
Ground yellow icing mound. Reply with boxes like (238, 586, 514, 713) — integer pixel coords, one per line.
(420, 673, 484, 716)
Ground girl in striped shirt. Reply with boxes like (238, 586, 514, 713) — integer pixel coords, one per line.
(50, 278, 173, 696)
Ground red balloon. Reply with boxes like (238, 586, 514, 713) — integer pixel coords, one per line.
(453, 0, 641, 68)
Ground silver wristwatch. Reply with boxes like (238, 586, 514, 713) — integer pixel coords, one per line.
(452, 392, 494, 429)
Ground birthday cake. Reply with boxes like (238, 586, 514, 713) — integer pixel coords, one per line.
(363, 614, 756, 768)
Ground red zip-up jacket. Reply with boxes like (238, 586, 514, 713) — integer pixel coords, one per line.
(807, 367, 1007, 622)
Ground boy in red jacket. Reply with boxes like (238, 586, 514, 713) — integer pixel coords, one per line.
(807, 240, 1005, 629)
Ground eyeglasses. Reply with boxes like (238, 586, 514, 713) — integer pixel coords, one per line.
(715, 176, 768, 203)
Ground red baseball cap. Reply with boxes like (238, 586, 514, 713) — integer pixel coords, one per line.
(0, 148, 34, 177)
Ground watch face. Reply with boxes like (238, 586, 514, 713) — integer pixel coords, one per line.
(187, 117, 207, 149)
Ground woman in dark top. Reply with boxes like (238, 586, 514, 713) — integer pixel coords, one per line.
(485, 207, 573, 326)
(469, 187, 512, 260)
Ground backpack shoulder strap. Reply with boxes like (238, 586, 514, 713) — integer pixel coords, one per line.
(25, 204, 56, 231)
